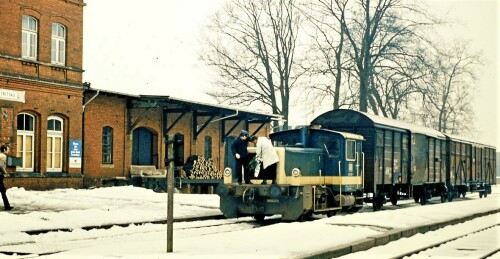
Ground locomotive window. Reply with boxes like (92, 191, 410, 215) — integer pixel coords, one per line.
(272, 134, 301, 147)
(346, 140, 356, 161)
(327, 140, 340, 157)
(315, 135, 340, 157)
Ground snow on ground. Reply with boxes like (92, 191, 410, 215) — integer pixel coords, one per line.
(0, 184, 498, 258)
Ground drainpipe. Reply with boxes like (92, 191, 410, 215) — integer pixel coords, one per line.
(83, 89, 100, 112)
(81, 89, 99, 183)
(211, 110, 239, 122)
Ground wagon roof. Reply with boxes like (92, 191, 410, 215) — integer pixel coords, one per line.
(443, 133, 496, 148)
(311, 109, 446, 139)
(271, 128, 364, 141)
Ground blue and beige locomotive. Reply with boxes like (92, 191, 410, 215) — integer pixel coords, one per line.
(217, 127, 365, 221)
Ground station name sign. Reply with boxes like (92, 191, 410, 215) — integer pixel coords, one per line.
(0, 88, 25, 103)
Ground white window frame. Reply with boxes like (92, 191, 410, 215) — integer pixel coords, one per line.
(51, 23, 66, 65)
(22, 15, 38, 60)
(17, 113, 35, 172)
(47, 116, 63, 172)
(346, 140, 357, 161)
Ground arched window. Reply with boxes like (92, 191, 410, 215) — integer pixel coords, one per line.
(47, 116, 63, 172)
(102, 126, 113, 164)
(17, 113, 35, 171)
(22, 15, 38, 60)
(51, 23, 66, 65)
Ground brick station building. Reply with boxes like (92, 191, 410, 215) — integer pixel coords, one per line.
(0, 0, 278, 190)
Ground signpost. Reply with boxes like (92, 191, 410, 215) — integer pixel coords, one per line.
(69, 140, 82, 168)
(166, 135, 174, 252)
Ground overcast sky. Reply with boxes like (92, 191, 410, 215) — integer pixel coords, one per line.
(82, 0, 498, 147)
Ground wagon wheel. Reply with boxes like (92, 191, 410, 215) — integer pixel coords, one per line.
(420, 188, 427, 205)
(390, 191, 398, 206)
(440, 192, 446, 203)
(373, 193, 384, 211)
(420, 195, 427, 205)
(447, 191, 453, 202)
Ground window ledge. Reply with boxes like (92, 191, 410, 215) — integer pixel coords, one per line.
(7, 172, 83, 178)
(0, 53, 83, 72)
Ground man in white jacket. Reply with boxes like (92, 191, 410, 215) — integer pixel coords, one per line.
(250, 136, 279, 184)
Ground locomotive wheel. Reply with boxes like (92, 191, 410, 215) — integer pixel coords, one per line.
(298, 212, 312, 221)
(348, 206, 362, 213)
(253, 215, 265, 221)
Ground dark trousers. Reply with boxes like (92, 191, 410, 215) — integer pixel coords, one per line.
(235, 156, 250, 184)
(0, 175, 10, 209)
(261, 163, 277, 183)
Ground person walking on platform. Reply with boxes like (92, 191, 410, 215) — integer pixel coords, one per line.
(0, 145, 13, 211)
(231, 130, 250, 184)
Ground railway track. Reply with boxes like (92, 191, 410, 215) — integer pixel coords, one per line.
(394, 224, 499, 259)
(332, 212, 500, 259)
(0, 216, 273, 257)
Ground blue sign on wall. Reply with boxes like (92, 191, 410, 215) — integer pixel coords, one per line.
(69, 139, 82, 168)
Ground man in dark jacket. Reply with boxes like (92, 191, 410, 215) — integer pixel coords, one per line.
(0, 145, 13, 211)
(231, 130, 250, 184)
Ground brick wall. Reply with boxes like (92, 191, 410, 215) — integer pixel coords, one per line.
(0, 77, 83, 173)
(0, 0, 84, 85)
(83, 94, 127, 182)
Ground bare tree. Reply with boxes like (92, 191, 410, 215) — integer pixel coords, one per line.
(338, 0, 435, 113)
(419, 42, 482, 134)
(300, 0, 351, 110)
(200, 0, 303, 128)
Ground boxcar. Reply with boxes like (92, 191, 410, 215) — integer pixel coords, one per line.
(311, 109, 448, 210)
(444, 134, 496, 200)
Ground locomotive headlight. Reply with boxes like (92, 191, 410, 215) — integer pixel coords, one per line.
(223, 167, 232, 177)
(291, 168, 301, 177)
